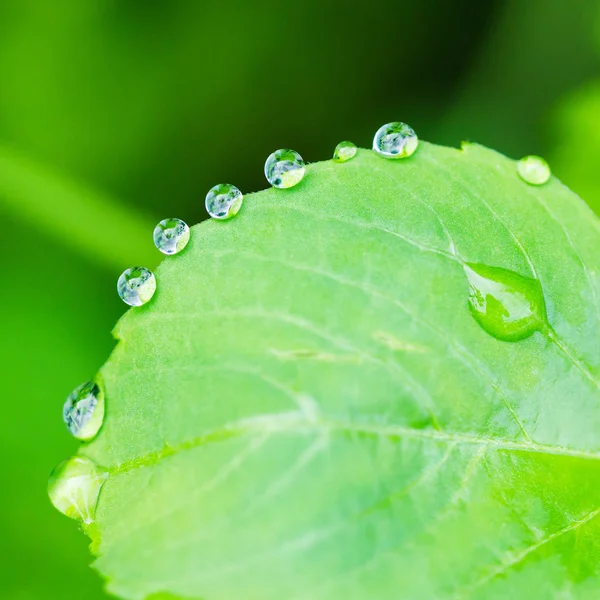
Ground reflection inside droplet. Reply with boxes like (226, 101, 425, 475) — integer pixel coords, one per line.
(264, 149, 306, 189)
(63, 381, 104, 441)
(465, 263, 548, 341)
(48, 456, 108, 524)
(333, 141, 357, 163)
(373, 122, 418, 159)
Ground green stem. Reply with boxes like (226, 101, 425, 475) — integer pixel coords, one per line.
(0, 144, 158, 271)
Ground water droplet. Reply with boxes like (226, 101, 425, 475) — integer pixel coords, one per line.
(264, 149, 306, 189)
(48, 456, 107, 524)
(373, 122, 418, 159)
(205, 184, 243, 220)
(117, 267, 156, 307)
(153, 218, 190, 255)
(333, 141, 357, 163)
(465, 263, 548, 342)
(63, 381, 104, 441)
(517, 155, 551, 185)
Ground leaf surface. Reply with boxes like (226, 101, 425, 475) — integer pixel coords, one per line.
(82, 143, 600, 599)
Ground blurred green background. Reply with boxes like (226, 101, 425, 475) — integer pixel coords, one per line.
(0, 1, 599, 598)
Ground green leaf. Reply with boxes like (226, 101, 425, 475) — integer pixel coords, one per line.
(78, 143, 600, 599)
(551, 81, 600, 214)
(547, 5, 600, 214)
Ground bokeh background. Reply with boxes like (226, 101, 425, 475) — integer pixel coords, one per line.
(1, 1, 599, 598)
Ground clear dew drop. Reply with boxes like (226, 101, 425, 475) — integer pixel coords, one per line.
(517, 155, 551, 185)
(153, 218, 190, 255)
(465, 263, 548, 342)
(205, 184, 243, 220)
(117, 266, 156, 307)
(47, 456, 108, 524)
(333, 141, 357, 163)
(264, 149, 306, 189)
(63, 381, 104, 441)
(373, 122, 419, 159)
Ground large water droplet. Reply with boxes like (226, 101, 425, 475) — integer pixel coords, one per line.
(465, 263, 548, 341)
(117, 267, 156, 307)
(517, 155, 551, 185)
(48, 456, 107, 524)
(264, 149, 306, 189)
(205, 184, 243, 220)
(333, 141, 357, 163)
(153, 218, 190, 255)
(63, 381, 104, 441)
(373, 122, 418, 159)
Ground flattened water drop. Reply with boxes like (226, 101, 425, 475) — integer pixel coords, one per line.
(465, 263, 548, 341)
(117, 267, 156, 307)
(153, 218, 190, 255)
(333, 141, 357, 163)
(48, 456, 107, 524)
(264, 149, 306, 189)
(205, 184, 243, 220)
(373, 122, 418, 159)
(63, 381, 104, 441)
(517, 155, 551, 185)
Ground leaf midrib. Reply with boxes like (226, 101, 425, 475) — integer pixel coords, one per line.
(97, 409, 600, 478)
